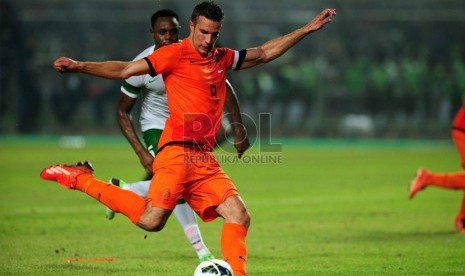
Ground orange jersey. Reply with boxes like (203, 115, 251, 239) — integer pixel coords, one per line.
(453, 107, 465, 131)
(144, 39, 245, 151)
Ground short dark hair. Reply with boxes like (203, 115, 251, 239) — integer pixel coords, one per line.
(190, 1, 224, 23)
(151, 9, 179, 27)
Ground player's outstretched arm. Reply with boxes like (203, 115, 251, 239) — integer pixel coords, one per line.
(53, 57, 151, 80)
(239, 8, 336, 69)
(116, 93, 154, 175)
(225, 80, 250, 158)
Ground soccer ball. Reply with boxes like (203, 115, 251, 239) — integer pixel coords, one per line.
(193, 259, 234, 275)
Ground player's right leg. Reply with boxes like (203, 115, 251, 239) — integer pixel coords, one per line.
(40, 161, 94, 189)
(104, 177, 216, 260)
(40, 162, 169, 231)
(105, 179, 151, 220)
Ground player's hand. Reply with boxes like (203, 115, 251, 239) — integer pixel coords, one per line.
(139, 150, 155, 177)
(53, 57, 80, 73)
(306, 8, 336, 32)
(234, 126, 250, 159)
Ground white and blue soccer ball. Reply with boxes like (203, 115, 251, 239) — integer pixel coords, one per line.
(193, 259, 234, 276)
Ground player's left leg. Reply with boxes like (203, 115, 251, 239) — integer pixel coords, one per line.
(183, 150, 249, 276)
(216, 195, 250, 276)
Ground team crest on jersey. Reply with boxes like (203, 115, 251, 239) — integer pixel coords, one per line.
(207, 48, 227, 75)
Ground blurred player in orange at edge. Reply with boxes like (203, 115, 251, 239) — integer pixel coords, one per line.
(410, 94, 465, 233)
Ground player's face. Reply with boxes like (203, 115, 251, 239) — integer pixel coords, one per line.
(189, 15, 221, 56)
(151, 16, 180, 48)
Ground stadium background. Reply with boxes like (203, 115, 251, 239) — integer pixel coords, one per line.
(1, 2, 464, 274)
(1, 0, 464, 139)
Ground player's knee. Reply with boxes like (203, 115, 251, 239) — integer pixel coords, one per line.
(231, 208, 250, 229)
(137, 208, 170, 232)
(138, 217, 166, 232)
(240, 209, 251, 229)
(225, 205, 251, 229)
(146, 220, 166, 232)
(217, 195, 251, 228)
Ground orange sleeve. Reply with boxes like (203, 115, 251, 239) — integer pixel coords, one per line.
(145, 43, 182, 75)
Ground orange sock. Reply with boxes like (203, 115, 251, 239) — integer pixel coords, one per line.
(221, 222, 248, 276)
(76, 174, 146, 224)
(427, 172, 465, 190)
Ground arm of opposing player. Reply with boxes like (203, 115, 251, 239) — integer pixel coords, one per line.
(117, 93, 154, 175)
(225, 80, 250, 158)
(238, 8, 336, 70)
(53, 57, 151, 80)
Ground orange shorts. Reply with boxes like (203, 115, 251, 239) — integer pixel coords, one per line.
(147, 144, 238, 222)
(452, 129, 465, 169)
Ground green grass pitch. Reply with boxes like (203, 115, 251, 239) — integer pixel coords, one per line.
(0, 136, 464, 275)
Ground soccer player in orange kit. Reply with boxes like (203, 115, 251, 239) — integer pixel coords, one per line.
(106, 9, 250, 262)
(410, 96, 465, 233)
(41, 2, 336, 274)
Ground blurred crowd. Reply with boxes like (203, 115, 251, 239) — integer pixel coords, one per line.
(1, 0, 464, 138)
(233, 42, 464, 138)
